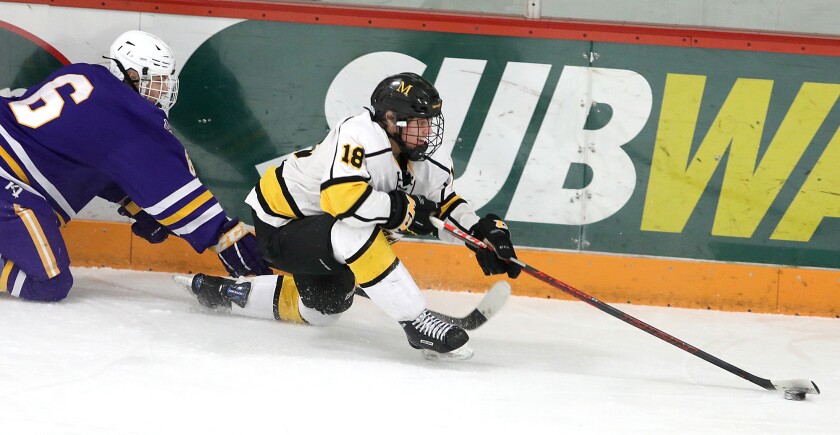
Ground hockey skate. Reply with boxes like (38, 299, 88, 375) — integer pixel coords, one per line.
(171, 273, 251, 309)
(400, 309, 473, 361)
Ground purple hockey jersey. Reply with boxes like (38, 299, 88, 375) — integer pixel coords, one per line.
(0, 63, 227, 253)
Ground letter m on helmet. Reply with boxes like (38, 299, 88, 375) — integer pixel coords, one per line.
(397, 82, 413, 97)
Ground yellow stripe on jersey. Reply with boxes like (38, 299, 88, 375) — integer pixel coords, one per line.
(0, 259, 14, 292)
(275, 275, 305, 323)
(14, 204, 59, 278)
(320, 180, 370, 217)
(258, 169, 300, 218)
(346, 231, 397, 286)
(157, 190, 214, 227)
(0, 144, 30, 185)
(440, 194, 464, 216)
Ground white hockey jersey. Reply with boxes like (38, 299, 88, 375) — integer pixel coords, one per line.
(246, 110, 480, 242)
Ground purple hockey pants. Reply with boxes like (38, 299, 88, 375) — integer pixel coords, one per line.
(0, 178, 73, 301)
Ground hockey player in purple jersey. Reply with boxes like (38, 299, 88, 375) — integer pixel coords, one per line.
(0, 30, 270, 302)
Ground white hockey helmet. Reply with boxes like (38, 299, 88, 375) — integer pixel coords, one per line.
(108, 30, 179, 111)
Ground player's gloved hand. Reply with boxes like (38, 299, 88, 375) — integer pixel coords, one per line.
(385, 191, 438, 235)
(468, 214, 521, 279)
(211, 219, 272, 277)
(117, 205, 170, 244)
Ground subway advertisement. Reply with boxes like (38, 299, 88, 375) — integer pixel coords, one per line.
(1, 2, 838, 314)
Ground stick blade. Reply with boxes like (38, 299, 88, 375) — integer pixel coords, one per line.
(771, 379, 820, 395)
(431, 280, 511, 330)
(476, 280, 511, 319)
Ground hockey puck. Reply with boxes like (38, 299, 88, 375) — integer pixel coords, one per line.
(784, 390, 806, 401)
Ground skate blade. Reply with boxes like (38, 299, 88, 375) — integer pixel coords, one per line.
(171, 275, 195, 294)
(421, 346, 474, 361)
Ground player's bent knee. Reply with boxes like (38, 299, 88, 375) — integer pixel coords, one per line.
(294, 269, 355, 320)
(21, 271, 74, 302)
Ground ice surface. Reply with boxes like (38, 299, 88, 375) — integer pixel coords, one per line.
(2, 267, 838, 434)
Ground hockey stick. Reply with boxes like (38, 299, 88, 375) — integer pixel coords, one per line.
(354, 280, 511, 331)
(430, 217, 820, 396)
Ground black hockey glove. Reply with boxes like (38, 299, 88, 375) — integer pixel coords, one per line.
(468, 214, 521, 279)
(117, 205, 170, 244)
(384, 191, 438, 235)
(212, 219, 272, 277)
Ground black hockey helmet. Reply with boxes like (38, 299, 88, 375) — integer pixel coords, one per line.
(371, 72, 444, 161)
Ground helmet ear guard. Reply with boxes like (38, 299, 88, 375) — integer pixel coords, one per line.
(102, 55, 139, 92)
(370, 72, 445, 161)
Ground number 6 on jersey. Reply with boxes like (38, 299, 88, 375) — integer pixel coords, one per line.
(9, 74, 94, 128)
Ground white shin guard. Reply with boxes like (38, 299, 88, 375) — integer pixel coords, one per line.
(360, 261, 425, 322)
(331, 221, 426, 322)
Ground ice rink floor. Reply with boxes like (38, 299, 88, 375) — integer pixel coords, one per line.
(2, 267, 837, 434)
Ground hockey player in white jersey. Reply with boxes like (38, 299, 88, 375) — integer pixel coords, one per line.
(176, 72, 520, 359)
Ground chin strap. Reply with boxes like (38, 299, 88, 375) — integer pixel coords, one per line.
(391, 128, 427, 161)
(376, 112, 427, 161)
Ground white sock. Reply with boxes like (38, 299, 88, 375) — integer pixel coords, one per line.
(360, 262, 425, 322)
(230, 275, 281, 320)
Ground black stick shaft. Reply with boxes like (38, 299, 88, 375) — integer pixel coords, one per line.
(433, 218, 776, 391)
